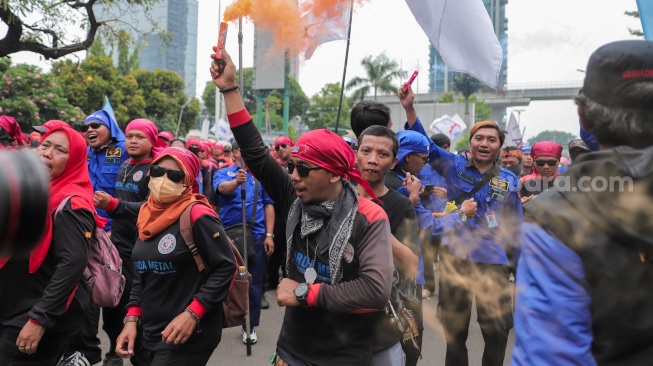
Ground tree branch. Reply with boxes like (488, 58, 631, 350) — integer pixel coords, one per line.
(0, 0, 101, 59)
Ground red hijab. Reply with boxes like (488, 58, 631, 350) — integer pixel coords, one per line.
(291, 129, 378, 201)
(136, 147, 215, 241)
(0, 116, 24, 147)
(0, 126, 102, 272)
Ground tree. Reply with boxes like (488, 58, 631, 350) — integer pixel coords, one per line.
(50, 54, 147, 127)
(451, 73, 483, 124)
(625, 10, 643, 37)
(117, 30, 140, 76)
(527, 130, 577, 146)
(455, 133, 470, 152)
(346, 53, 405, 101)
(305, 83, 352, 133)
(0, 0, 159, 59)
(0, 60, 85, 130)
(437, 93, 492, 122)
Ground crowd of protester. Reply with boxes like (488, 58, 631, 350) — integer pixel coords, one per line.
(0, 38, 652, 366)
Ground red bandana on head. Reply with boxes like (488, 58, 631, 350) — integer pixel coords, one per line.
(291, 129, 378, 202)
(531, 141, 563, 160)
(0, 126, 102, 272)
(126, 119, 166, 159)
(0, 116, 25, 147)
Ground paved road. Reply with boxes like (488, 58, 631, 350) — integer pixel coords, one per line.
(100, 289, 515, 365)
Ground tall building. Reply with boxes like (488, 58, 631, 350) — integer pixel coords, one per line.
(97, 0, 198, 97)
(429, 0, 508, 93)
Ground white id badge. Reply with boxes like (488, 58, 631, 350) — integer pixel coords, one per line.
(485, 211, 499, 228)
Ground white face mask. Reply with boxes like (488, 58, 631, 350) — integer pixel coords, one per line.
(148, 176, 186, 203)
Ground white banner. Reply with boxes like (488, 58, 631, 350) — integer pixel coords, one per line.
(430, 113, 467, 140)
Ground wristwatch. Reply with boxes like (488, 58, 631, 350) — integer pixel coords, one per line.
(266, 233, 275, 238)
(294, 283, 309, 306)
(455, 209, 467, 222)
(123, 316, 141, 325)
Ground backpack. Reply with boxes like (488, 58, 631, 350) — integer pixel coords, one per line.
(180, 204, 250, 329)
(55, 197, 126, 308)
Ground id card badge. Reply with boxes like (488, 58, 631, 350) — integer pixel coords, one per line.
(485, 211, 499, 228)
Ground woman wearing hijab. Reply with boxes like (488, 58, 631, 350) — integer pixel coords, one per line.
(0, 126, 101, 364)
(0, 116, 25, 148)
(115, 147, 236, 366)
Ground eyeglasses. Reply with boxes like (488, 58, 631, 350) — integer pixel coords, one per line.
(535, 159, 558, 167)
(287, 160, 322, 178)
(275, 144, 288, 151)
(149, 165, 185, 183)
(80, 122, 103, 133)
(411, 153, 429, 164)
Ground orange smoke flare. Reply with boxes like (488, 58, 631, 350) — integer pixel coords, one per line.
(224, 0, 365, 56)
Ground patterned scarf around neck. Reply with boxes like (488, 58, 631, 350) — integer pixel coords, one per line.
(285, 180, 358, 284)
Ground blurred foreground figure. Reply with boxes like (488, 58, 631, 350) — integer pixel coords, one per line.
(512, 40, 653, 365)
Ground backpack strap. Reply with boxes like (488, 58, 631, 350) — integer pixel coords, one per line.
(180, 203, 207, 273)
(54, 196, 73, 220)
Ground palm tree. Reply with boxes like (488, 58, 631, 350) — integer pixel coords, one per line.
(346, 53, 405, 101)
(451, 73, 483, 124)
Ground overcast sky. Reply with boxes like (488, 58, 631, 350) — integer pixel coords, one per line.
(5, 0, 643, 140)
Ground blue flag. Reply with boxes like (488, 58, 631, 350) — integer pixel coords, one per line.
(638, 0, 653, 40)
(102, 96, 117, 125)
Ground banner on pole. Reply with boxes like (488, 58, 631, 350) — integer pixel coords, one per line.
(504, 112, 523, 148)
(430, 113, 467, 140)
(405, 0, 503, 89)
(302, 2, 351, 60)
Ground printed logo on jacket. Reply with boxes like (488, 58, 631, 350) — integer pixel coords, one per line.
(158, 234, 177, 254)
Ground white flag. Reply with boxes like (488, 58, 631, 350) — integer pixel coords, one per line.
(504, 112, 523, 148)
(216, 119, 233, 140)
(405, 0, 503, 89)
(302, 2, 351, 60)
(430, 114, 467, 140)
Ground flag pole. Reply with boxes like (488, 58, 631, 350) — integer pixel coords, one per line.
(334, 0, 355, 135)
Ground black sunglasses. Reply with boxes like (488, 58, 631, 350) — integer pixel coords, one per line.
(149, 165, 185, 183)
(275, 144, 288, 151)
(80, 122, 103, 133)
(411, 153, 429, 164)
(287, 160, 322, 178)
(535, 159, 558, 167)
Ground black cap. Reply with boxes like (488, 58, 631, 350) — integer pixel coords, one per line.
(583, 40, 653, 109)
(568, 139, 591, 152)
(32, 125, 48, 133)
(231, 141, 239, 151)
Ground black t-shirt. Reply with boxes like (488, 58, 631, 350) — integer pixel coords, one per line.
(384, 166, 406, 191)
(373, 188, 420, 352)
(129, 208, 236, 352)
(110, 160, 151, 256)
(0, 201, 93, 331)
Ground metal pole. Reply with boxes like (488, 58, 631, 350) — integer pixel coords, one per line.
(239, 18, 244, 99)
(237, 17, 251, 356)
(334, 0, 355, 134)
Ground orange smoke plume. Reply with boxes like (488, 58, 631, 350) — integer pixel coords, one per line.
(223, 0, 364, 55)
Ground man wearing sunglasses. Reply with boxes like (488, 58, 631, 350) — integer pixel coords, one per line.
(273, 136, 294, 166)
(211, 48, 393, 366)
(519, 141, 563, 203)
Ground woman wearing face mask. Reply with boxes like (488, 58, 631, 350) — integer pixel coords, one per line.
(115, 147, 236, 366)
(0, 126, 100, 364)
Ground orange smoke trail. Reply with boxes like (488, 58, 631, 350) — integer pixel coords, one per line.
(224, 0, 366, 55)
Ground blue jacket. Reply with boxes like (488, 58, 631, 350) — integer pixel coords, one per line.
(511, 223, 595, 366)
(85, 110, 128, 232)
(406, 118, 523, 265)
(213, 164, 274, 240)
(417, 164, 448, 213)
